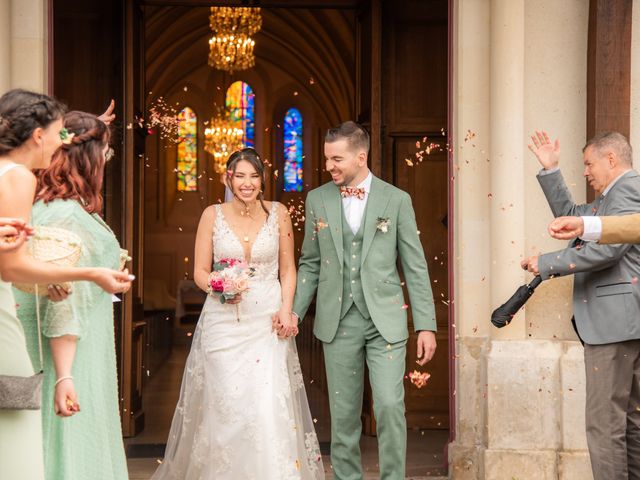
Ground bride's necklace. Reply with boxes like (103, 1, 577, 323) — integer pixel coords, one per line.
(233, 201, 261, 242)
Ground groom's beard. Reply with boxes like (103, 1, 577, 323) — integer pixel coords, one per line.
(333, 172, 357, 187)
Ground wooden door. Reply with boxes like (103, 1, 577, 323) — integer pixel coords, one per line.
(51, 0, 145, 436)
(382, 0, 450, 429)
(120, 0, 147, 436)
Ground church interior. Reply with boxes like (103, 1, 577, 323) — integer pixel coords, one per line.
(50, 0, 451, 477)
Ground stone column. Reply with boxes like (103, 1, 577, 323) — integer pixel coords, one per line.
(489, 0, 526, 340)
(0, 0, 10, 94)
(10, 0, 46, 92)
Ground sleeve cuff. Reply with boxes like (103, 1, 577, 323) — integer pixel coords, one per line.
(538, 166, 560, 176)
(580, 216, 602, 242)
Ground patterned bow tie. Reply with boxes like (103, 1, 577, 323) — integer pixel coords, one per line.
(340, 186, 366, 200)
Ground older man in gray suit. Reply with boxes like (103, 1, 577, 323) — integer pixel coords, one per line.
(522, 131, 640, 480)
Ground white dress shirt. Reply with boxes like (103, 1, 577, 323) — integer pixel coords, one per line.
(343, 171, 373, 234)
(578, 170, 631, 242)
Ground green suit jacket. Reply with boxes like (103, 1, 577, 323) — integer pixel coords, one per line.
(293, 176, 436, 343)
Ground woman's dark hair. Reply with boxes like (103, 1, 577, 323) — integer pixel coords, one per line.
(36, 111, 110, 214)
(226, 147, 269, 216)
(0, 89, 67, 155)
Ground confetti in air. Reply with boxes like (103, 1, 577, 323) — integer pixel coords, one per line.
(408, 370, 431, 389)
(132, 96, 181, 143)
(403, 134, 444, 168)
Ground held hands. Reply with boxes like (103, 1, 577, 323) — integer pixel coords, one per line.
(521, 255, 540, 275)
(0, 217, 34, 252)
(271, 310, 299, 339)
(416, 330, 436, 366)
(528, 130, 560, 170)
(54, 378, 80, 417)
(548, 216, 584, 240)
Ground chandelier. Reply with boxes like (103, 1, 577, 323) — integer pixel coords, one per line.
(204, 111, 244, 173)
(208, 7, 262, 73)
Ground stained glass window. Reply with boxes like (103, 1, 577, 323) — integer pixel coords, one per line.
(225, 81, 255, 147)
(177, 107, 197, 192)
(283, 108, 303, 192)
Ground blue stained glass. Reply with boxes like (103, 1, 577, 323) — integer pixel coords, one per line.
(226, 81, 255, 148)
(283, 108, 303, 192)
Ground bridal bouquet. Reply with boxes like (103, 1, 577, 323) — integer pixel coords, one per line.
(207, 258, 255, 304)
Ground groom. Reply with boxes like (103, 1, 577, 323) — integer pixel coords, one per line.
(286, 121, 437, 479)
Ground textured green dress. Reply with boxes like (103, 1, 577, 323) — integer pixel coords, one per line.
(14, 199, 128, 480)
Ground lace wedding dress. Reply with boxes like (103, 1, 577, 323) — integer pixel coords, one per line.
(152, 202, 324, 479)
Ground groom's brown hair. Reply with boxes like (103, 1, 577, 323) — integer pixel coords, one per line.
(325, 121, 370, 155)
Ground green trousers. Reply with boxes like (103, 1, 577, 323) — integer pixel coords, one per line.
(323, 305, 407, 480)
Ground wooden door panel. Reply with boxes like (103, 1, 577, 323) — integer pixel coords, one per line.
(395, 135, 449, 429)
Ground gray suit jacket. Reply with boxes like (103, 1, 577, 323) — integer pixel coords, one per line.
(537, 169, 640, 345)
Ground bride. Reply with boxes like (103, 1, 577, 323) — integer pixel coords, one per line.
(152, 148, 324, 479)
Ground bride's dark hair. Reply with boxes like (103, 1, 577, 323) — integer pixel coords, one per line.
(226, 147, 270, 216)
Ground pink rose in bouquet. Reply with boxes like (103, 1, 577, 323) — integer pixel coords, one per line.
(208, 272, 225, 293)
(206, 258, 255, 305)
(233, 277, 249, 293)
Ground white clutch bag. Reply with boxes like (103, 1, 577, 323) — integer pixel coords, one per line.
(13, 226, 83, 296)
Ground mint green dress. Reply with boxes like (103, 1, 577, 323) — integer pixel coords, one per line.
(14, 199, 128, 480)
(0, 162, 45, 480)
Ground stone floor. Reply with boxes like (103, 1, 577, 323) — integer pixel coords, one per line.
(126, 342, 449, 479)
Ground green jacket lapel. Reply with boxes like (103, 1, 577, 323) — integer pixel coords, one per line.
(361, 176, 391, 264)
(321, 184, 344, 265)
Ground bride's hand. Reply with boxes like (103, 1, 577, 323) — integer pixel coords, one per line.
(225, 294, 242, 305)
(278, 309, 298, 339)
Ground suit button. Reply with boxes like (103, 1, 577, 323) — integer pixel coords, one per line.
(352, 255, 356, 259)
(351, 280, 356, 284)
(352, 242, 357, 246)
(352, 267, 356, 271)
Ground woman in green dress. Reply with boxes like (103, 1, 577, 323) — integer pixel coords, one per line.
(0, 90, 133, 480)
(14, 110, 130, 480)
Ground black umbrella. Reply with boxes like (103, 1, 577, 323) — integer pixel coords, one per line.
(491, 276, 542, 328)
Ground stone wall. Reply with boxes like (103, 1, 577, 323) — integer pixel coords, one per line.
(450, 0, 593, 478)
(0, 0, 47, 95)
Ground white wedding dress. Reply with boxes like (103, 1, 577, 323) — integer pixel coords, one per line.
(152, 202, 324, 480)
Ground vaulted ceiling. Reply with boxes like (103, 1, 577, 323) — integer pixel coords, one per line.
(144, 6, 356, 124)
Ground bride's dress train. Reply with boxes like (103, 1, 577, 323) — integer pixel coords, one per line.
(152, 202, 324, 479)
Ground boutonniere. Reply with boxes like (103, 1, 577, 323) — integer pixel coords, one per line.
(59, 127, 75, 144)
(376, 217, 391, 233)
(314, 217, 329, 233)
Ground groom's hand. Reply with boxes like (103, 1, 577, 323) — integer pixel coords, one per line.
(416, 330, 436, 365)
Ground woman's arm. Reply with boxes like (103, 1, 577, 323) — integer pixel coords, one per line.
(49, 335, 80, 417)
(600, 214, 640, 244)
(276, 203, 297, 336)
(0, 168, 132, 293)
(193, 206, 216, 292)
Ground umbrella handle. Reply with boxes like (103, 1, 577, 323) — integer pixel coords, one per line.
(528, 276, 542, 290)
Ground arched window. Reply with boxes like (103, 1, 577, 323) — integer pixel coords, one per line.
(283, 108, 303, 192)
(225, 81, 255, 147)
(177, 107, 197, 192)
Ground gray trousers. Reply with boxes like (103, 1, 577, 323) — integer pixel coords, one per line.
(584, 339, 640, 480)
